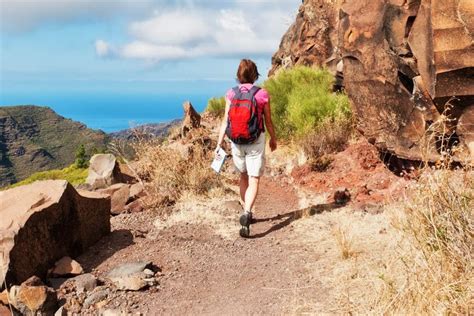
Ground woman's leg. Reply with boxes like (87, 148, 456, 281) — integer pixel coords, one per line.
(240, 172, 249, 203)
(244, 176, 260, 212)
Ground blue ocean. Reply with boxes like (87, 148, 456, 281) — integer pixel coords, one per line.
(0, 81, 233, 132)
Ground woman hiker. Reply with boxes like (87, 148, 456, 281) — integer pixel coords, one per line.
(216, 59, 277, 238)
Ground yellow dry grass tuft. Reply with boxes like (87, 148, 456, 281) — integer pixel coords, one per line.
(375, 107, 474, 314)
(380, 166, 473, 314)
(111, 130, 223, 216)
(333, 226, 356, 260)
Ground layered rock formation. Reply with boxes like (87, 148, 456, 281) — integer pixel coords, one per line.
(271, 0, 473, 162)
(0, 180, 110, 286)
(0, 106, 109, 187)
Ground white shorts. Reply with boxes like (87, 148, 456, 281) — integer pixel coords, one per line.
(231, 133, 266, 177)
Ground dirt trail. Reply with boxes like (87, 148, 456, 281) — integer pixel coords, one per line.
(79, 178, 356, 315)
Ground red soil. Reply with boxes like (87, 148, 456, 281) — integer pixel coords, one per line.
(292, 140, 408, 211)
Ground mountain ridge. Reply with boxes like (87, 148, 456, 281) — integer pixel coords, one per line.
(0, 105, 109, 187)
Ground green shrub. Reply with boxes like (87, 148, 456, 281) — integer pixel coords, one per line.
(205, 97, 226, 117)
(263, 66, 351, 139)
(6, 164, 88, 189)
(75, 144, 88, 168)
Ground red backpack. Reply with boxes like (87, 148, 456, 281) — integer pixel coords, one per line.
(226, 86, 264, 144)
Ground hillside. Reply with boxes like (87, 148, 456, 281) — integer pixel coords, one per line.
(110, 119, 181, 140)
(0, 106, 109, 187)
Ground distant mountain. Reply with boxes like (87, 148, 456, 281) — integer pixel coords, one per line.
(0, 106, 109, 187)
(110, 119, 181, 140)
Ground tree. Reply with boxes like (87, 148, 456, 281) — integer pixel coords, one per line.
(75, 144, 88, 168)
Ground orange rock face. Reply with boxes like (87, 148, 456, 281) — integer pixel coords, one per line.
(271, 0, 474, 162)
(0, 180, 110, 286)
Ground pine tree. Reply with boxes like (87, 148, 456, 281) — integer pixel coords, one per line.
(75, 144, 88, 168)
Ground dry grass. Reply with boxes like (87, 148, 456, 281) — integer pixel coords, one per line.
(380, 166, 473, 314)
(374, 108, 474, 314)
(111, 131, 222, 216)
(333, 226, 356, 260)
(300, 116, 354, 171)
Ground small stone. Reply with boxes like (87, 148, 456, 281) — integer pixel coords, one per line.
(129, 183, 146, 200)
(9, 276, 57, 315)
(0, 290, 9, 305)
(71, 273, 97, 293)
(52, 257, 84, 277)
(111, 185, 131, 215)
(110, 275, 147, 291)
(106, 262, 152, 291)
(125, 199, 145, 213)
(83, 289, 108, 309)
(107, 262, 151, 279)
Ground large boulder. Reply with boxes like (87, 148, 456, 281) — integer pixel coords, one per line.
(271, 0, 474, 162)
(86, 154, 120, 189)
(0, 180, 110, 287)
(339, 0, 473, 162)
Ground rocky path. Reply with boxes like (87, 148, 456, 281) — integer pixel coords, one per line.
(74, 177, 331, 314)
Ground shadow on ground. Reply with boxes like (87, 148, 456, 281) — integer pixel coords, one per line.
(250, 203, 344, 239)
(78, 229, 134, 271)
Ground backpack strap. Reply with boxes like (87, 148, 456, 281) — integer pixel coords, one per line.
(248, 86, 261, 99)
(232, 86, 242, 100)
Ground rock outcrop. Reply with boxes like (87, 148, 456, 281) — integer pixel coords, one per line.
(0, 106, 109, 187)
(269, 0, 339, 76)
(0, 180, 110, 286)
(86, 154, 120, 189)
(271, 0, 474, 162)
(181, 101, 201, 137)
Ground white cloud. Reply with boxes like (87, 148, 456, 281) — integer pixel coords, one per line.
(95, 40, 111, 57)
(121, 41, 188, 60)
(129, 10, 210, 45)
(0, 0, 153, 32)
(98, 1, 299, 62)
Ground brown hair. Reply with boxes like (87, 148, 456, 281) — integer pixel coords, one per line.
(236, 59, 260, 84)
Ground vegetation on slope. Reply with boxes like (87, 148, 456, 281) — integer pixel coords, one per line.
(0, 105, 108, 187)
(6, 164, 88, 189)
(205, 97, 226, 118)
(263, 66, 351, 139)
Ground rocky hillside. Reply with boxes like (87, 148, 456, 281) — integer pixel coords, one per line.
(110, 119, 181, 140)
(271, 0, 473, 163)
(0, 106, 109, 187)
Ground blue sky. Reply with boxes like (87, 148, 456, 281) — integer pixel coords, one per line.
(0, 0, 299, 131)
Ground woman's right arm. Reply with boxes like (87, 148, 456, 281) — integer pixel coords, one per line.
(263, 101, 277, 152)
(217, 98, 231, 149)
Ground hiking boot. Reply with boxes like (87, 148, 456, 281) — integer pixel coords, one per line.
(239, 212, 252, 238)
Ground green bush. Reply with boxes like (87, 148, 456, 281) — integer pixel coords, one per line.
(263, 66, 351, 138)
(6, 164, 88, 189)
(205, 97, 226, 117)
(75, 144, 88, 168)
